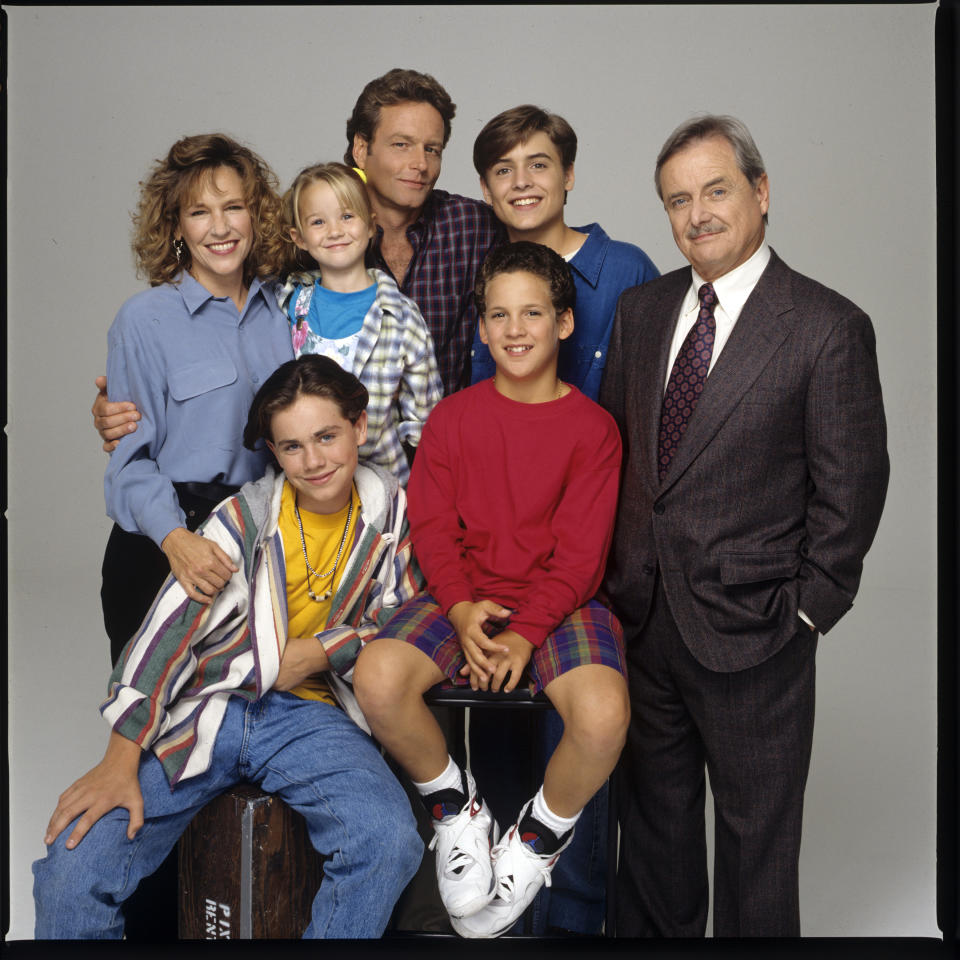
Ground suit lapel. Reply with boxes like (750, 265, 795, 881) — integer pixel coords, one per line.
(659, 252, 797, 492)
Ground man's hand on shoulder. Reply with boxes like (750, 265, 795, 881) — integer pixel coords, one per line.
(448, 600, 511, 690)
(92, 375, 141, 452)
(44, 731, 144, 849)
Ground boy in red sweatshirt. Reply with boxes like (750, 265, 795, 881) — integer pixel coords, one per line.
(353, 241, 628, 938)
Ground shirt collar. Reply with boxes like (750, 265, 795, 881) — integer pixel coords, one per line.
(567, 223, 609, 288)
(175, 271, 266, 317)
(689, 241, 770, 323)
(372, 190, 438, 251)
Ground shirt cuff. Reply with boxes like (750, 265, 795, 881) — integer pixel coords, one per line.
(435, 586, 474, 618)
(797, 608, 817, 631)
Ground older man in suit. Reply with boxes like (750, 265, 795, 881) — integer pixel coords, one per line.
(600, 115, 888, 937)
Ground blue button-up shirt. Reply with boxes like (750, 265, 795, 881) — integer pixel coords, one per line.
(104, 273, 293, 547)
(469, 223, 659, 400)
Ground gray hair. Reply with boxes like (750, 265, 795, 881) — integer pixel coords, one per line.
(654, 114, 767, 202)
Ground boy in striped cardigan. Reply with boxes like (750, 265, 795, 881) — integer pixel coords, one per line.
(33, 356, 423, 939)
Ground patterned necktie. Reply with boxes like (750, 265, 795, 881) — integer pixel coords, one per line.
(657, 282, 717, 482)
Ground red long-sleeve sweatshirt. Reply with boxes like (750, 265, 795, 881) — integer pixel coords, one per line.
(407, 379, 622, 647)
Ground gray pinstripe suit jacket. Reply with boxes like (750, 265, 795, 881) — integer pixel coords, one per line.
(601, 250, 889, 672)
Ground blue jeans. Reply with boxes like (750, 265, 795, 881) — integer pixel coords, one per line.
(33, 692, 422, 939)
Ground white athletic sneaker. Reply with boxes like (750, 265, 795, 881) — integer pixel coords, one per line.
(428, 769, 499, 919)
(450, 802, 574, 939)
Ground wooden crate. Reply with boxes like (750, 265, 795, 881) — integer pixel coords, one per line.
(178, 783, 323, 939)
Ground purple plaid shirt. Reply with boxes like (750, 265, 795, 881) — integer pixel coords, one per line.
(370, 189, 505, 395)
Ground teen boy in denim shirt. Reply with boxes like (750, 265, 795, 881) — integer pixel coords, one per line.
(468, 104, 658, 401)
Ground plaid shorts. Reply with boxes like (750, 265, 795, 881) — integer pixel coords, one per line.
(377, 594, 626, 694)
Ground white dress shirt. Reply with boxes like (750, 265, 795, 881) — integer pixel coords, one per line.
(663, 242, 771, 391)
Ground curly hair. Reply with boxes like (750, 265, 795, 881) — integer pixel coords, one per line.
(261, 162, 374, 279)
(474, 241, 576, 317)
(131, 133, 282, 287)
(243, 355, 369, 450)
(343, 68, 456, 165)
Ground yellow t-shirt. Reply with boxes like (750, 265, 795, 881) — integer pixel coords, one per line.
(278, 480, 361, 704)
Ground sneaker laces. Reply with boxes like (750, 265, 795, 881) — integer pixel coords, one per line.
(490, 831, 557, 904)
(428, 789, 491, 876)
(431, 834, 485, 879)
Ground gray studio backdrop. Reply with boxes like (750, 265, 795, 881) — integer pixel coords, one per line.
(5, 4, 938, 939)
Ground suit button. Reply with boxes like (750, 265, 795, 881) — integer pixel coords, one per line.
(642, 564, 655, 575)
(653, 503, 665, 515)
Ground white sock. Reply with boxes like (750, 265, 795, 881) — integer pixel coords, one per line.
(531, 784, 581, 836)
(413, 755, 463, 796)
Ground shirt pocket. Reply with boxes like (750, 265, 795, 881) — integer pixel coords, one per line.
(167, 358, 240, 452)
(574, 340, 606, 365)
(168, 358, 238, 401)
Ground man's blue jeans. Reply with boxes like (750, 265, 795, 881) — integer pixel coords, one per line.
(33, 691, 422, 939)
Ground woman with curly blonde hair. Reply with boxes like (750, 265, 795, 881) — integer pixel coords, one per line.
(131, 134, 283, 289)
(101, 133, 294, 666)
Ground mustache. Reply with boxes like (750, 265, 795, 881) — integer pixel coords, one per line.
(687, 223, 726, 239)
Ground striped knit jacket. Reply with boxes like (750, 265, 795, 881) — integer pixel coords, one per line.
(101, 463, 421, 787)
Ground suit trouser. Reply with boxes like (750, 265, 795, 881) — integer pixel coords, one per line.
(615, 578, 817, 937)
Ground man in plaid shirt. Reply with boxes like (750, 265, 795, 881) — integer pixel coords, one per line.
(346, 68, 506, 396)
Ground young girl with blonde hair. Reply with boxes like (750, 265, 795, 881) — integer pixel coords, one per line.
(267, 162, 442, 484)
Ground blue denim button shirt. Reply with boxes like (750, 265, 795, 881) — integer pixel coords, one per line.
(469, 223, 659, 400)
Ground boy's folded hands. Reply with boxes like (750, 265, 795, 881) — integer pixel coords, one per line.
(477, 629, 534, 693)
(448, 599, 511, 688)
(448, 600, 534, 692)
